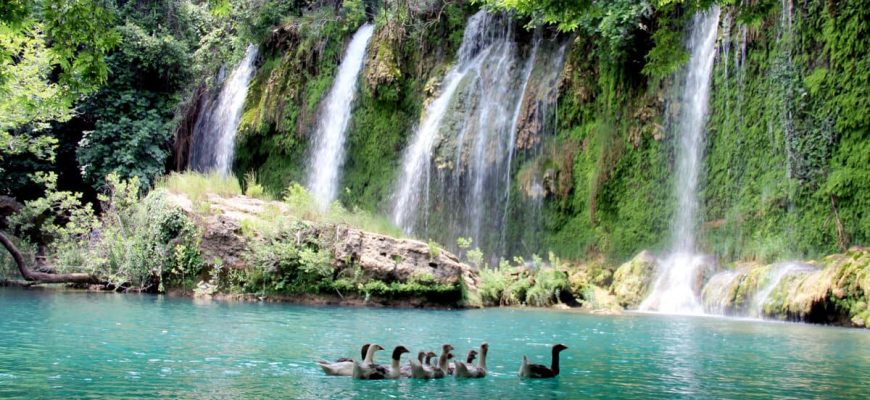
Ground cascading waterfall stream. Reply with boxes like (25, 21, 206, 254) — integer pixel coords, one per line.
(306, 24, 375, 208)
(190, 44, 258, 175)
(640, 7, 720, 314)
(392, 11, 566, 259)
(392, 11, 505, 234)
(700, 262, 818, 318)
(751, 262, 816, 317)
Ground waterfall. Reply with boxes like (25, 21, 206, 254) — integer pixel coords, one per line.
(391, 11, 565, 259)
(751, 262, 816, 317)
(190, 44, 258, 175)
(306, 24, 375, 208)
(701, 270, 742, 315)
(640, 7, 720, 314)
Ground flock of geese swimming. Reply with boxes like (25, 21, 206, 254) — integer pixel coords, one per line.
(316, 343, 568, 379)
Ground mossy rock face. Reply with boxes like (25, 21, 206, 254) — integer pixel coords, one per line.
(610, 250, 657, 308)
(775, 248, 870, 327)
(701, 248, 870, 327)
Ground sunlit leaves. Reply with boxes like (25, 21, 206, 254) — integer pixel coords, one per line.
(41, 0, 121, 92)
(0, 25, 71, 133)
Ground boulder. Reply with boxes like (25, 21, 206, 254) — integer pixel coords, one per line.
(331, 225, 477, 290)
(610, 250, 657, 308)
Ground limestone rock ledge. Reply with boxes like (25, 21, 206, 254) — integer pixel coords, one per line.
(609, 250, 657, 308)
(166, 192, 479, 302)
(609, 247, 869, 328)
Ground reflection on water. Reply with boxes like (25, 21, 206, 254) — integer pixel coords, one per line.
(0, 289, 868, 399)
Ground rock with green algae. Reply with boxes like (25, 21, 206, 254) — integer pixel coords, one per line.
(700, 248, 870, 328)
(609, 250, 657, 308)
(765, 248, 870, 327)
(364, 22, 403, 97)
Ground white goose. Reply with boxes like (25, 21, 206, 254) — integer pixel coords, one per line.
(316, 343, 370, 376)
(352, 344, 384, 379)
(401, 351, 426, 377)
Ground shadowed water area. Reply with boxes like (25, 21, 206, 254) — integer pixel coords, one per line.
(0, 289, 868, 399)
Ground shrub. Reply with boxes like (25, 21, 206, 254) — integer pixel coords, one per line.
(526, 268, 571, 307)
(244, 171, 267, 199)
(479, 268, 507, 306)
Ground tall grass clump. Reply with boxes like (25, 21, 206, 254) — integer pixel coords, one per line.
(283, 183, 403, 237)
(158, 171, 242, 202)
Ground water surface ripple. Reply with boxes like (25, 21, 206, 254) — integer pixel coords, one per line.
(0, 289, 867, 399)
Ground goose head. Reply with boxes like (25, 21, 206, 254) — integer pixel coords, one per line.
(466, 349, 478, 363)
(553, 343, 568, 352)
(363, 344, 384, 364)
(391, 345, 410, 360)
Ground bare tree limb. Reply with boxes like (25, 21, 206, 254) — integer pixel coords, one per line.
(0, 230, 103, 285)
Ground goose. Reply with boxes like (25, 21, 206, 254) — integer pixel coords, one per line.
(455, 343, 488, 378)
(411, 345, 453, 379)
(449, 349, 477, 375)
(432, 344, 454, 379)
(352, 344, 384, 379)
(421, 351, 438, 375)
(518, 344, 568, 379)
(367, 345, 410, 379)
(316, 343, 370, 376)
(410, 351, 433, 379)
(401, 351, 426, 377)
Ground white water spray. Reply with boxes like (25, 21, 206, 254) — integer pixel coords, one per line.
(752, 262, 816, 317)
(640, 7, 720, 314)
(190, 44, 258, 175)
(306, 24, 375, 208)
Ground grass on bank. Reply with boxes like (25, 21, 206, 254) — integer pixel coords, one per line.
(157, 171, 403, 237)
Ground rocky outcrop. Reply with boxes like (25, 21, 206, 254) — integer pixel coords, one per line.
(609, 250, 657, 308)
(706, 249, 869, 327)
(331, 225, 478, 291)
(166, 192, 478, 300)
(165, 193, 255, 270)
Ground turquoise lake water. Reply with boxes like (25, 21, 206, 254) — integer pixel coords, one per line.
(0, 289, 868, 399)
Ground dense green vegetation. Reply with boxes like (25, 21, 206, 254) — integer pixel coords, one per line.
(485, 0, 869, 264)
(235, 0, 472, 211)
(1, 0, 867, 314)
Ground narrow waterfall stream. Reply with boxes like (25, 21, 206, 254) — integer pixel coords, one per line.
(392, 11, 566, 259)
(640, 7, 721, 314)
(306, 24, 375, 208)
(750, 262, 816, 317)
(189, 44, 258, 175)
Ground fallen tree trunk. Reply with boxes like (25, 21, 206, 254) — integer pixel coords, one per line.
(0, 231, 102, 284)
